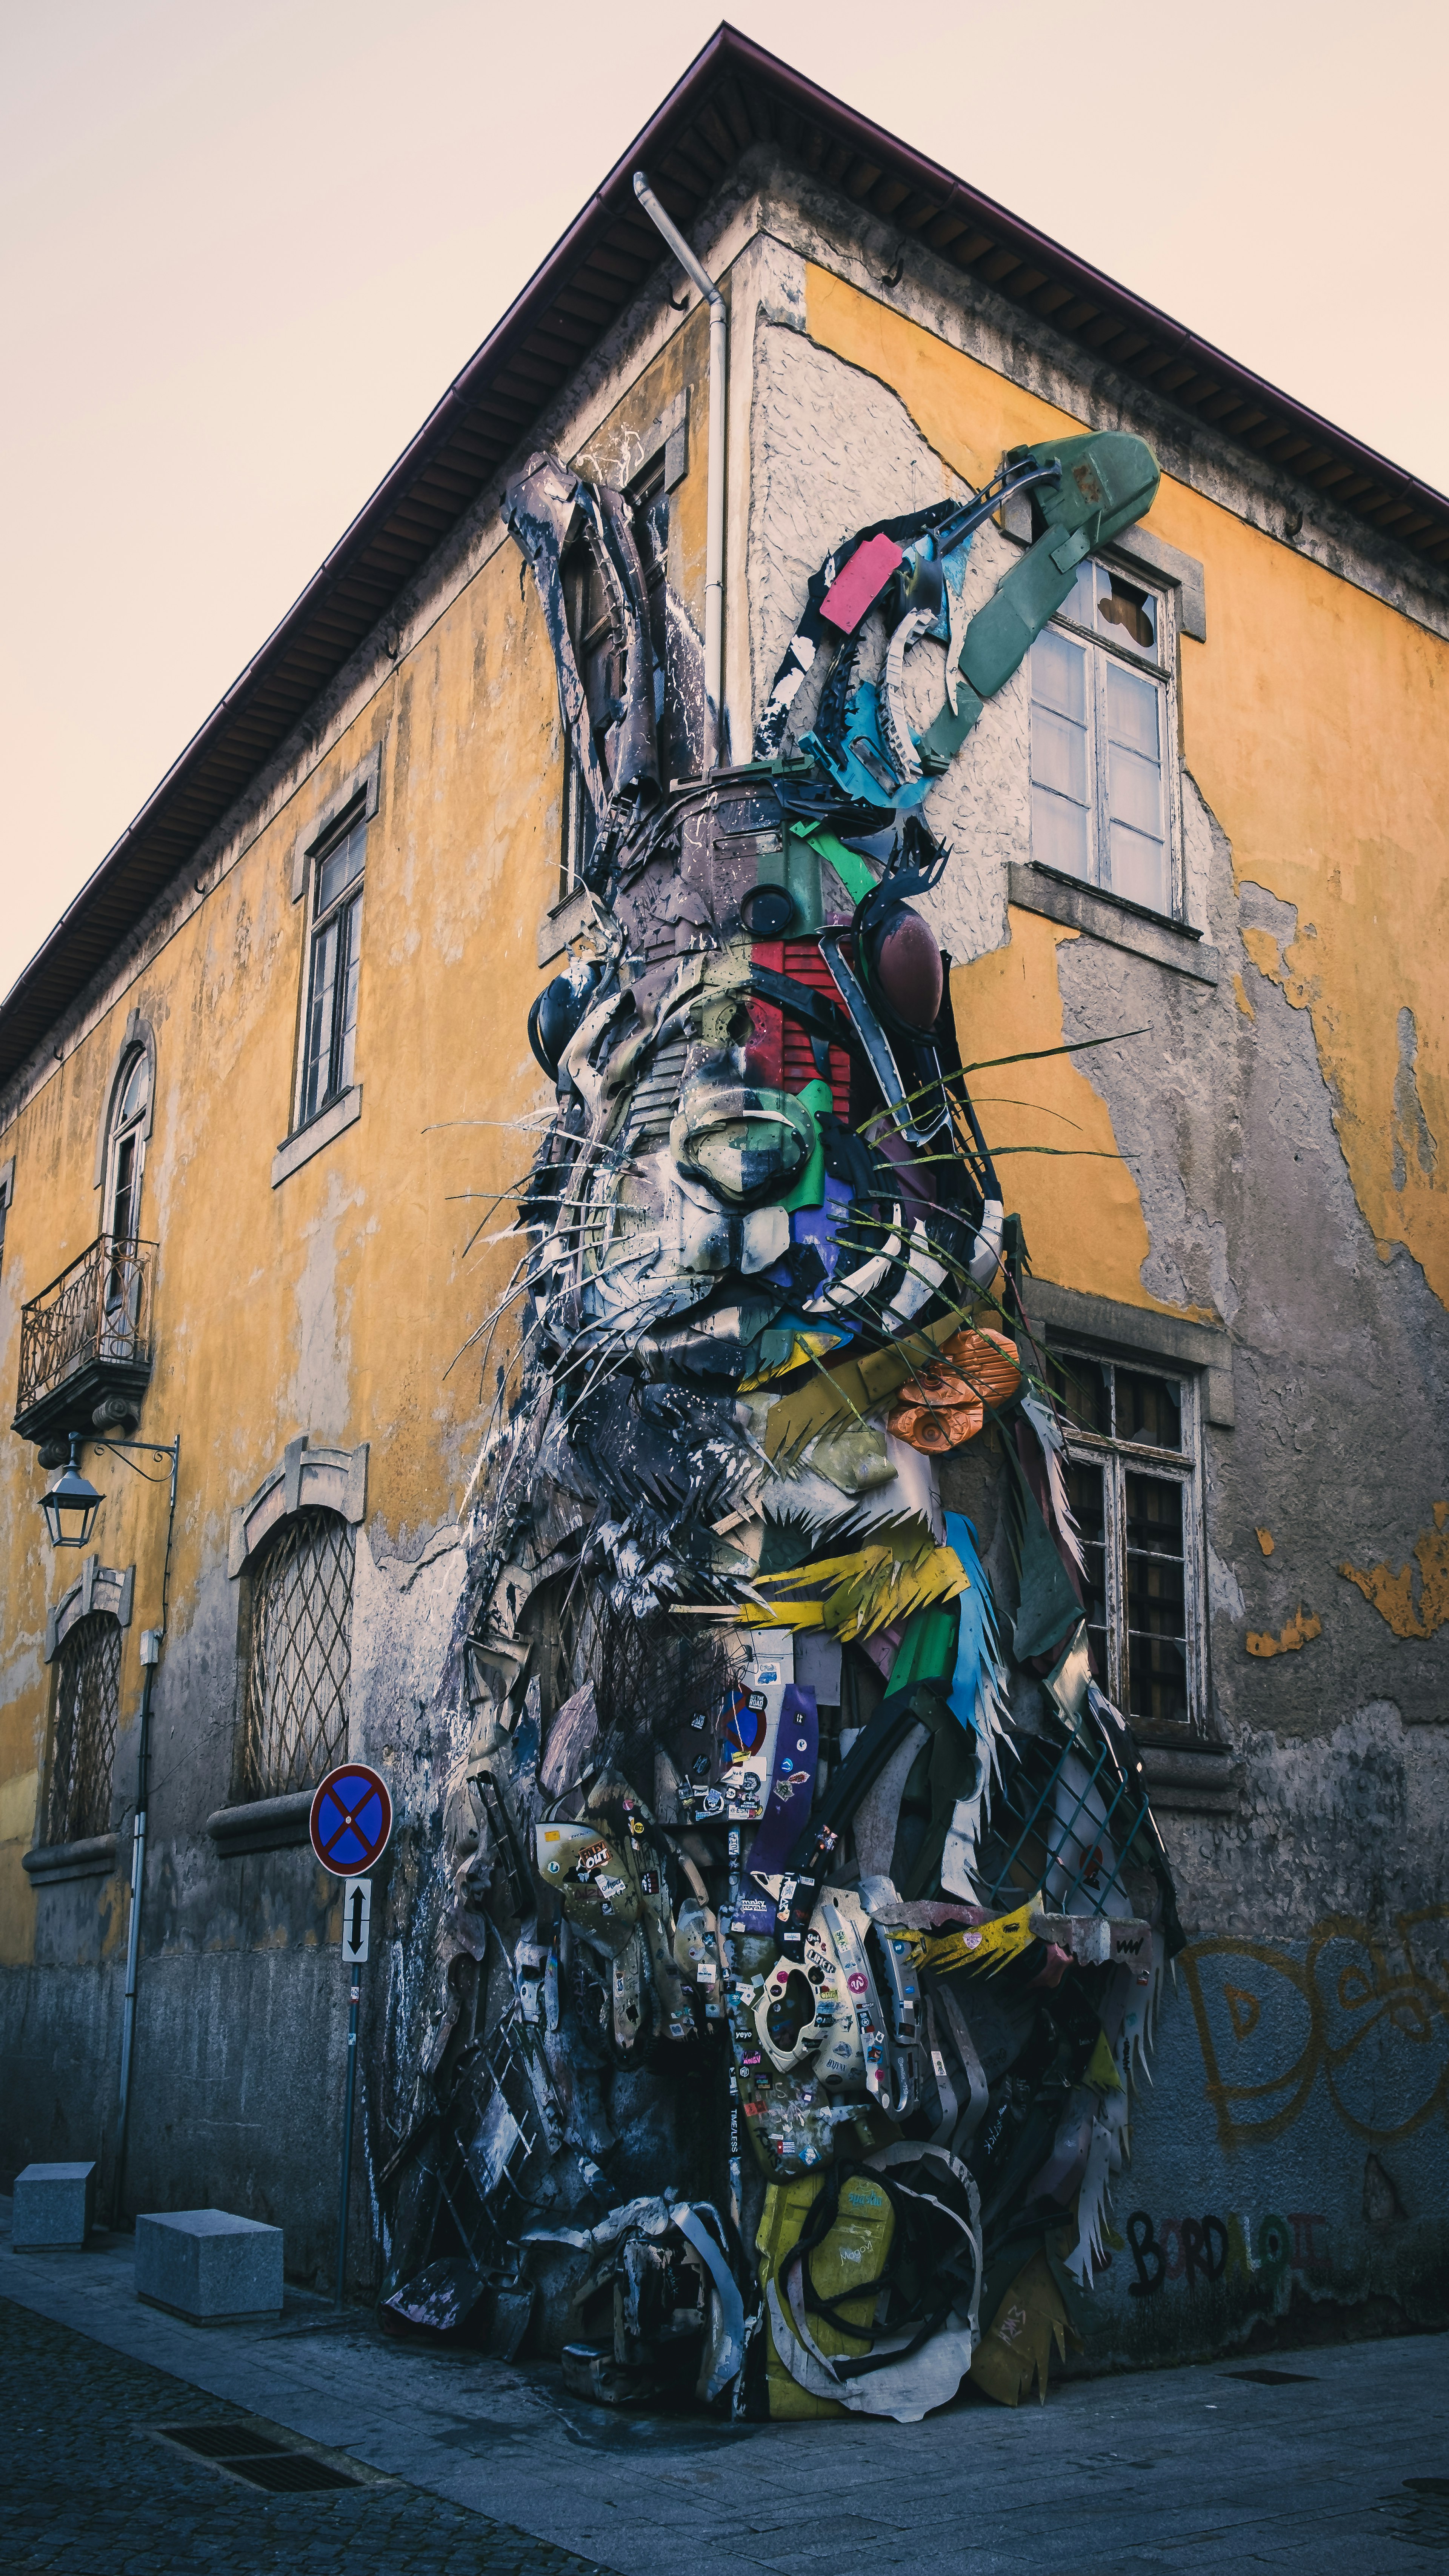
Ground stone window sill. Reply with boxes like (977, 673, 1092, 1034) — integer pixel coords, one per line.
(206, 1791, 314, 1856)
(1138, 1737, 1242, 1817)
(1021, 1277, 1235, 1427)
(538, 886, 593, 969)
(23, 1833, 118, 1886)
(1008, 863, 1220, 987)
(271, 1086, 361, 1189)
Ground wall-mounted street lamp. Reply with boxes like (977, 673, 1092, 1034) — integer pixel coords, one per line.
(39, 1427, 180, 2222)
(38, 1437, 104, 1549)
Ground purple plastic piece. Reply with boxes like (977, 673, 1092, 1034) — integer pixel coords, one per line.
(735, 1685, 819, 1935)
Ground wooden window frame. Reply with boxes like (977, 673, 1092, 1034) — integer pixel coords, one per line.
(294, 796, 368, 1133)
(1029, 555, 1184, 924)
(1051, 1340, 1208, 1739)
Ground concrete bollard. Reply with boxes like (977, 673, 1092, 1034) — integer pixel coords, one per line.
(134, 2208, 284, 2323)
(12, 2162, 97, 2250)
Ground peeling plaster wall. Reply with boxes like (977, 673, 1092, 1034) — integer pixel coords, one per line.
(0, 258, 724, 2253)
(0, 146, 1445, 2345)
(745, 188, 1449, 2357)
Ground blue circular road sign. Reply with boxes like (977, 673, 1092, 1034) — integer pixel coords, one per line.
(309, 1764, 393, 1875)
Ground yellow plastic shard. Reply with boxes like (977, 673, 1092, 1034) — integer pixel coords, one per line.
(762, 1304, 979, 1463)
(920, 1893, 1041, 1976)
(746, 1541, 968, 1641)
(757, 2172, 898, 2419)
(1084, 2025, 1124, 2094)
(968, 2248, 1082, 2407)
(756, 2176, 846, 2420)
(738, 1328, 853, 1392)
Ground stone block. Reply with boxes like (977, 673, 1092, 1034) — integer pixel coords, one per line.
(134, 2207, 283, 2323)
(12, 2161, 97, 2249)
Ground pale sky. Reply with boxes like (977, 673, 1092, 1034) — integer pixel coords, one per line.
(3, 0, 1445, 1005)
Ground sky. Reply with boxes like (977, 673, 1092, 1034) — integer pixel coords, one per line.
(3, 0, 1446, 1004)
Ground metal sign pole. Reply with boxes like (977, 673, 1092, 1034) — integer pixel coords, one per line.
(308, 1769, 391, 2313)
(335, 1868, 373, 2305)
(335, 1969, 361, 2307)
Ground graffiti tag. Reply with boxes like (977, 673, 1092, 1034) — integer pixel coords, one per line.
(1126, 2208, 1329, 2299)
(1181, 1904, 1449, 2151)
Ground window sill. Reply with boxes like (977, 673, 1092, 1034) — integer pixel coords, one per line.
(1138, 1738, 1242, 1818)
(23, 1833, 118, 1886)
(1021, 1277, 1235, 1426)
(271, 1086, 361, 1189)
(206, 1792, 315, 1855)
(1007, 863, 1220, 987)
(538, 886, 593, 969)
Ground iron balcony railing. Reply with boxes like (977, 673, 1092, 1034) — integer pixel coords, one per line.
(15, 1233, 156, 1422)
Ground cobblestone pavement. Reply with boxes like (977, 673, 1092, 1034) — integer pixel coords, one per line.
(5, 2227, 1449, 2576)
(2, 2298, 615, 2576)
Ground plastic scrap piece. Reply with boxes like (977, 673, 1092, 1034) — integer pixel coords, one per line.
(968, 2248, 1082, 2407)
(820, 533, 904, 634)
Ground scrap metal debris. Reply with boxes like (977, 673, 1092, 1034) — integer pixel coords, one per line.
(379, 422, 1184, 2424)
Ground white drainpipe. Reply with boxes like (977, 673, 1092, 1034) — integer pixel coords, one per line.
(633, 172, 726, 770)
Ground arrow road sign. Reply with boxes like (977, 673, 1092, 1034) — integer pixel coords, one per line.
(309, 1764, 393, 1875)
(343, 1876, 371, 1963)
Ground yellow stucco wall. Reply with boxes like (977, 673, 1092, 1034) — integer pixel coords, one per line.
(0, 328, 711, 1967)
(806, 265, 1448, 1310)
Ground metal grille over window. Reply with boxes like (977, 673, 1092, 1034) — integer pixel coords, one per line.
(48, 1612, 122, 1843)
(242, 1509, 355, 1795)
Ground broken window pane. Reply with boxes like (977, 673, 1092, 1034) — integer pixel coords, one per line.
(1115, 1367, 1182, 1452)
(1032, 568, 1174, 911)
(1097, 571, 1157, 660)
(1050, 1347, 1110, 1437)
(1125, 1472, 1189, 1727)
(1066, 1457, 1110, 1682)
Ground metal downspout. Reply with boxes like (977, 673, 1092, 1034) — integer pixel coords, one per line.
(633, 172, 726, 770)
(114, 1646, 155, 2204)
(111, 1431, 179, 2222)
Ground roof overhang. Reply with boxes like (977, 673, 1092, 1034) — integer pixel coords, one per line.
(5, 21, 1446, 1089)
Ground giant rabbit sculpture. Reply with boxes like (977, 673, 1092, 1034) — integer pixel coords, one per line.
(380, 427, 1186, 2423)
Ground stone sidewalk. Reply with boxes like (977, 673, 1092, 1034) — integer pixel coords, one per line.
(4, 2208, 1448, 2574)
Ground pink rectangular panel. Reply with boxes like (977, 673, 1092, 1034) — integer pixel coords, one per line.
(819, 532, 903, 634)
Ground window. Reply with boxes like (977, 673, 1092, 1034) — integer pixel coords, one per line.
(101, 1047, 152, 1335)
(105, 1049, 149, 1246)
(47, 1610, 122, 1844)
(298, 803, 366, 1126)
(559, 463, 675, 897)
(240, 1507, 355, 1795)
(1029, 559, 1178, 918)
(1046, 1346, 1205, 1733)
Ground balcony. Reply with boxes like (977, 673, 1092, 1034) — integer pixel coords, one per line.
(14, 1233, 156, 1452)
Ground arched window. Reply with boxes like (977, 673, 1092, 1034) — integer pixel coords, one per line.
(106, 1047, 150, 1247)
(240, 1507, 355, 1796)
(48, 1610, 122, 1844)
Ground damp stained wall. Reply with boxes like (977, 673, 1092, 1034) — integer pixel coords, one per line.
(0, 147, 1444, 2325)
(737, 194, 1449, 2351)
(0, 297, 715, 2262)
